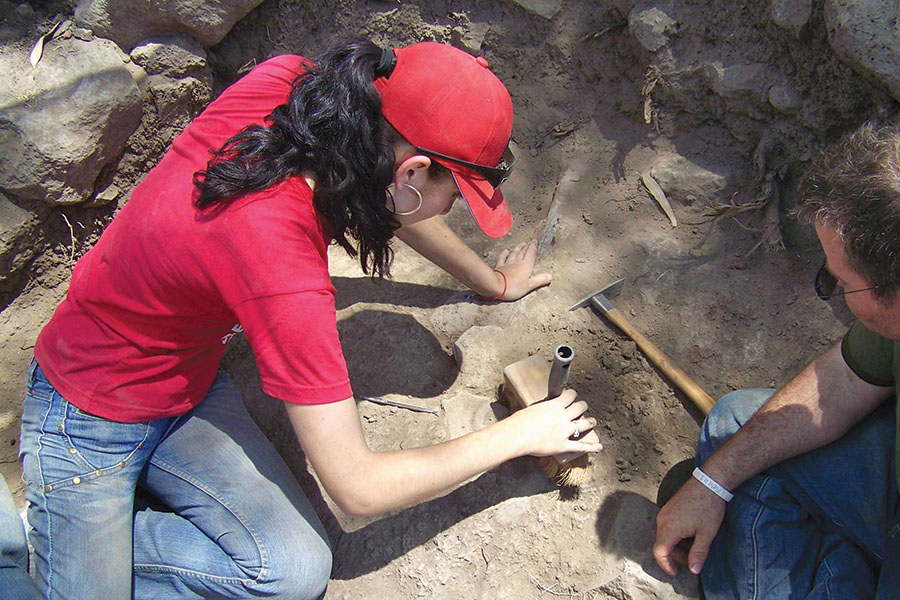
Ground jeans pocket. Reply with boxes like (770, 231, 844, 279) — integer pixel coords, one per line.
(58, 402, 152, 482)
(21, 391, 153, 492)
(25, 360, 54, 401)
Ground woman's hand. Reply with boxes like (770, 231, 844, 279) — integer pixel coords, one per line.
(505, 390, 603, 457)
(493, 240, 552, 301)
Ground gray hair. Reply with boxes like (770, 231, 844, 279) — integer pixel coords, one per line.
(796, 121, 900, 302)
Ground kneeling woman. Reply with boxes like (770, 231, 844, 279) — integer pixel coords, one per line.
(19, 41, 601, 599)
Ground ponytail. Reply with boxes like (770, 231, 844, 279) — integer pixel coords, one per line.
(194, 40, 399, 278)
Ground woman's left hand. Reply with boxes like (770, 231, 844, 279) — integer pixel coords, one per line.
(493, 240, 552, 301)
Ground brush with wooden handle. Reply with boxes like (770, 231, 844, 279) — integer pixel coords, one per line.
(502, 344, 597, 486)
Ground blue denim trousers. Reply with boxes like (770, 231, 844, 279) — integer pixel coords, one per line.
(19, 361, 332, 600)
(0, 473, 41, 600)
(698, 389, 900, 599)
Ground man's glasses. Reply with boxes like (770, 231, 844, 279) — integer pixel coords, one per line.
(415, 145, 516, 188)
(815, 262, 880, 300)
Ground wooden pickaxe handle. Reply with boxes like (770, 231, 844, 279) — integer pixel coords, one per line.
(603, 307, 716, 415)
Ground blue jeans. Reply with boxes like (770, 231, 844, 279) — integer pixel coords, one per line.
(698, 389, 900, 599)
(0, 473, 41, 600)
(19, 361, 332, 599)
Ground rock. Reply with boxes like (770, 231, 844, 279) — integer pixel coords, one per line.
(94, 183, 121, 204)
(492, 496, 531, 525)
(147, 75, 212, 124)
(441, 391, 497, 439)
(768, 83, 803, 113)
(0, 37, 143, 205)
(628, 1, 679, 53)
(131, 35, 209, 77)
(507, 0, 562, 20)
(825, 0, 900, 102)
(14, 2, 33, 18)
(450, 22, 489, 56)
(648, 154, 734, 204)
(429, 292, 518, 343)
(73, 27, 93, 42)
(770, 0, 812, 37)
(0, 192, 43, 295)
(451, 325, 505, 394)
(75, 0, 266, 51)
(703, 61, 771, 99)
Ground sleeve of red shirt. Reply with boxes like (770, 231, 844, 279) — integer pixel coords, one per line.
(206, 180, 353, 405)
(233, 289, 353, 404)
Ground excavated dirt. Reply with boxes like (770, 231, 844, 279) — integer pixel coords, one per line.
(1, 1, 891, 599)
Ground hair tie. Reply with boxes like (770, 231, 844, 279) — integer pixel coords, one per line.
(375, 47, 397, 79)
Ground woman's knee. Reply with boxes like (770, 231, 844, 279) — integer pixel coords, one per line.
(264, 532, 332, 600)
(697, 388, 774, 462)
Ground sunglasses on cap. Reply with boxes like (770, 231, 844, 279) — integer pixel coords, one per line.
(414, 145, 516, 188)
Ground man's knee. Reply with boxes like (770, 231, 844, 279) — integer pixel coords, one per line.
(697, 388, 773, 462)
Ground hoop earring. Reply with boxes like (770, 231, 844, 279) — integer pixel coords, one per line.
(389, 183, 423, 216)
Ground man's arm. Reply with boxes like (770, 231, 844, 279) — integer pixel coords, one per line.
(653, 341, 892, 576)
(394, 216, 551, 300)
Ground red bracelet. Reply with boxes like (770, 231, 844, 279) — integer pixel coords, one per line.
(481, 269, 507, 301)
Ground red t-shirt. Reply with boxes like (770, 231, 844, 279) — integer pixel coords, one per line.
(34, 55, 353, 422)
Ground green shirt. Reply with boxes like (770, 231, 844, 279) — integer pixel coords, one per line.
(841, 320, 899, 491)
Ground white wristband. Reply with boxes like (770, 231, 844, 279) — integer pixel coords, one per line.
(692, 467, 734, 502)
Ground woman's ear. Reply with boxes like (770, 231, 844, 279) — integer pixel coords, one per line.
(394, 154, 432, 187)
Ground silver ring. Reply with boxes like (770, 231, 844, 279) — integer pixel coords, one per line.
(572, 421, 580, 438)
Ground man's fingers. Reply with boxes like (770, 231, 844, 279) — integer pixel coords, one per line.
(687, 528, 714, 575)
(652, 540, 679, 577)
(670, 543, 689, 566)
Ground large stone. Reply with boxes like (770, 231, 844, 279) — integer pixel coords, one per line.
(703, 61, 771, 99)
(507, 0, 562, 20)
(441, 391, 498, 439)
(770, 0, 812, 37)
(0, 37, 143, 205)
(648, 154, 735, 204)
(768, 83, 803, 113)
(75, 0, 266, 51)
(131, 35, 209, 78)
(0, 192, 42, 295)
(629, 1, 679, 53)
(451, 325, 506, 394)
(825, 0, 900, 102)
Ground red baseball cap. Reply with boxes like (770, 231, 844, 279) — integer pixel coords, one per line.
(375, 42, 514, 238)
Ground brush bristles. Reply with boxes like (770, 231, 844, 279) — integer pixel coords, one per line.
(538, 455, 592, 487)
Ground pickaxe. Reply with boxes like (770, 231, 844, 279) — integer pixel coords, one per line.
(570, 279, 716, 415)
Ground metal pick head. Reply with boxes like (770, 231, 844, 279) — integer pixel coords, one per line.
(569, 278, 625, 310)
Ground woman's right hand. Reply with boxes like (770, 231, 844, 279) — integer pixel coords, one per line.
(492, 240, 552, 301)
(506, 390, 603, 457)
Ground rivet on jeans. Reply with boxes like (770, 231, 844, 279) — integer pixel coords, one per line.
(57, 424, 63, 431)
(68, 448, 76, 454)
(72, 477, 80, 485)
(43, 485, 52, 492)
(94, 470, 102, 477)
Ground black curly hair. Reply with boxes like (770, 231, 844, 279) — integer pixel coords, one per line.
(193, 40, 406, 278)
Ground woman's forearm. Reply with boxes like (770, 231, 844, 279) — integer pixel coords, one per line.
(395, 216, 505, 297)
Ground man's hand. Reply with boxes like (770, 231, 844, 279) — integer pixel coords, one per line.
(493, 240, 552, 301)
(653, 477, 726, 576)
